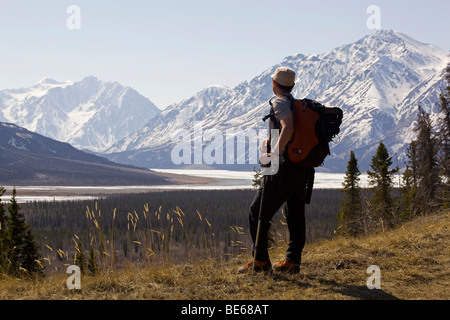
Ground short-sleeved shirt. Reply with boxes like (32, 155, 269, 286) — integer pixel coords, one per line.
(269, 94, 294, 131)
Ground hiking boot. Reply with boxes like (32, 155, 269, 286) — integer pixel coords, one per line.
(273, 259, 300, 274)
(238, 259, 272, 274)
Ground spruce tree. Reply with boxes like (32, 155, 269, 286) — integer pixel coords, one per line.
(401, 141, 419, 219)
(21, 229, 42, 276)
(406, 141, 419, 189)
(415, 106, 440, 213)
(401, 166, 417, 219)
(337, 150, 362, 236)
(367, 142, 399, 228)
(5, 188, 42, 276)
(88, 246, 97, 275)
(7, 187, 27, 275)
(438, 62, 450, 206)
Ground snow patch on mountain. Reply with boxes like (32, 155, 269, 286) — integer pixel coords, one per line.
(0, 76, 161, 152)
(105, 30, 449, 172)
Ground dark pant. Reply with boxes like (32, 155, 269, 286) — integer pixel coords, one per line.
(249, 160, 314, 265)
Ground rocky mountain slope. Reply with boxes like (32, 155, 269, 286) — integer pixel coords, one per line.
(0, 76, 160, 152)
(0, 122, 170, 185)
(105, 30, 449, 172)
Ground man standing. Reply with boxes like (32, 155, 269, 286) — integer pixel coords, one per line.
(238, 67, 315, 274)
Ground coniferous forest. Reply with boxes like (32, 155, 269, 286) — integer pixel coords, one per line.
(337, 62, 450, 236)
(8, 188, 341, 273)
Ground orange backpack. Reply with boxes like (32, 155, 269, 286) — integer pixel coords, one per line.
(289, 98, 343, 167)
(264, 97, 343, 167)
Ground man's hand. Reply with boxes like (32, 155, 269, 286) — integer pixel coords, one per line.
(259, 152, 272, 165)
(260, 138, 270, 153)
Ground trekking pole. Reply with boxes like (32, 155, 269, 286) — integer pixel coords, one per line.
(252, 102, 274, 282)
(252, 182, 265, 282)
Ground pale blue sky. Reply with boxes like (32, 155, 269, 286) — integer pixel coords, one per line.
(0, 0, 449, 108)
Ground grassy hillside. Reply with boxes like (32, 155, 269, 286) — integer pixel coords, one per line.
(0, 209, 448, 300)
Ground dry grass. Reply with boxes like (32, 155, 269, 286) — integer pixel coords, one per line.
(0, 210, 449, 300)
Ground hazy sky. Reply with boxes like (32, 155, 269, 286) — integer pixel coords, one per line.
(0, 0, 449, 109)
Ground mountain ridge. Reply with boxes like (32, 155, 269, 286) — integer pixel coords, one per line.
(0, 76, 161, 153)
(104, 30, 449, 172)
(1, 30, 448, 173)
(0, 122, 173, 186)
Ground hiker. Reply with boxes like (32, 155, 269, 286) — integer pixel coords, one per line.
(239, 67, 315, 274)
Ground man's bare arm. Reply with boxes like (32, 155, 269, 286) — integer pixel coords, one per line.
(271, 113, 294, 154)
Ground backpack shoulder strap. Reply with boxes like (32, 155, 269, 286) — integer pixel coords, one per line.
(283, 94, 296, 111)
(263, 94, 298, 122)
(262, 96, 277, 122)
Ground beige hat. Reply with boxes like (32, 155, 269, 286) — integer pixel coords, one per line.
(271, 67, 295, 87)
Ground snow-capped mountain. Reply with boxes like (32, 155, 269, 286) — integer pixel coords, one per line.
(105, 30, 449, 172)
(0, 76, 160, 152)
